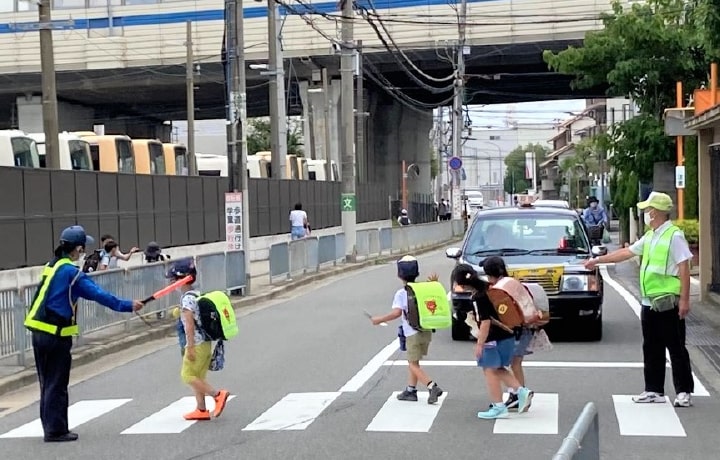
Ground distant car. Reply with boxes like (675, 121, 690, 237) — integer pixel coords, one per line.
(533, 199, 570, 209)
(445, 204, 607, 341)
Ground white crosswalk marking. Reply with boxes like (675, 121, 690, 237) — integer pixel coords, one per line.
(122, 395, 236, 434)
(365, 391, 448, 433)
(612, 395, 687, 437)
(493, 393, 559, 434)
(242, 392, 341, 431)
(0, 399, 131, 439)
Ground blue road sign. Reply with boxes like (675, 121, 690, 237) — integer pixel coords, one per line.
(449, 156, 462, 170)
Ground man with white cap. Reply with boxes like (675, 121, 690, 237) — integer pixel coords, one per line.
(584, 192, 694, 407)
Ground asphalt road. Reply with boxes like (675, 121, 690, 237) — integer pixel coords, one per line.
(0, 251, 717, 460)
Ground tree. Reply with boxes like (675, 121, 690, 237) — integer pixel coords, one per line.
(246, 118, 304, 156)
(559, 138, 602, 207)
(543, 0, 708, 119)
(542, 0, 711, 240)
(503, 143, 549, 195)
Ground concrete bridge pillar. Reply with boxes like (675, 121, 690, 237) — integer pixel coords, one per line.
(366, 90, 433, 203)
(299, 78, 341, 176)
(16, 95, 94, 133)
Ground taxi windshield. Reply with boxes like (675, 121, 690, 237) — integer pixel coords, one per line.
(465, 213, 589, 256)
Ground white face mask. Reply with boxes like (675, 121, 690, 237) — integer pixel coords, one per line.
(643, 212, 652, 226)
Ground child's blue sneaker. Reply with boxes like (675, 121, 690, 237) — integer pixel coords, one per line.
(477, 403, 509, 419)
(517, 387, 534, 413)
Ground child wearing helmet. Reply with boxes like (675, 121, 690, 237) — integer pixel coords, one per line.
(167, 258, 231, 421)
(369, 255, 443, 404)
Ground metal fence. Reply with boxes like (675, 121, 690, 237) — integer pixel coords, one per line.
(267, 220, 466, 281)
(0, 166, 393, 270)
(0, 220, 465, 366)
(0, 250, 248, 367)
(552, 402, 599, 459)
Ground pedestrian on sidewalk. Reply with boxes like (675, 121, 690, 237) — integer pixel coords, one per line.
(289, 203, 309, 240)
(584, 192, 695, 407)
(451, 263, 534, 419)
(369, 256, 444, 404)
(97, 234, 140, 270)
(169, 258, 231, 420)
(24, 225, 145, 442)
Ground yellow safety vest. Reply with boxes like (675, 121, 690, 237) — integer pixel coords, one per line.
(24, 258, 80, 337)
(640, 225, 682, 299)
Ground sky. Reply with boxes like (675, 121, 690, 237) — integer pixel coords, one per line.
(467, 99, 588, 129)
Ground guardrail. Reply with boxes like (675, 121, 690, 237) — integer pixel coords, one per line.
(0, 220, 465, 366)
(267, 220, 465, 283)
(552, 402, 599, 460)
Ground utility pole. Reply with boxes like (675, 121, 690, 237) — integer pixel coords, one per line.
(322, 67, 333, 180)
(39, 0, 60, 170)
(225, 0, 238, 192)
(268, 0, 287, 179)
(355, 40, 365, 183)
(235, 0, 251, 292)
(340, 0, 357, 259)
(435, 108, 444, 203)
(451, 0, 468, 219)
(186, 21, 197, 176)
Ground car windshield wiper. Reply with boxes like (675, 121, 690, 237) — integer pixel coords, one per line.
(528, 247, 589, 254)
(470, 248, 530, 256)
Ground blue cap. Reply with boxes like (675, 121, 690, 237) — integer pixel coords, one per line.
(59, 225, 95, 248)
(165, 257, 196, 279)
(397, 255, 419, 278)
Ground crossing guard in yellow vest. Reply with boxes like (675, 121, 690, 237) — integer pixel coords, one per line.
(24, 225, 145, 443)
(369, 255, 445, 404)
(584, 192, 695, 408)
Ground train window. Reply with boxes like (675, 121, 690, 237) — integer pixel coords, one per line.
(149, 142, 165, 175)
(116, 139, 135, 173)
(68, 140, 92, 170)
(11, 137, 39, 168)
(89, 144, 100, 170)
(175, 147, 188, 175)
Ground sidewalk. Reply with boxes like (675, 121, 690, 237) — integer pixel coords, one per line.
(0, 235, 462, 396)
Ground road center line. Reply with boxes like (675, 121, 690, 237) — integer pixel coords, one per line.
(338, 340, 399, 392)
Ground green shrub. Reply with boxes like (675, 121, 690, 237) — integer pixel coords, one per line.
(641, 219, 699, 244)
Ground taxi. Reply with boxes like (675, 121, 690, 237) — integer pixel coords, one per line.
(445, 203, 607, 341)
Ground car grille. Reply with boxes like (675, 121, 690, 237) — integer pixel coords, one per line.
(508, 267, 563, 294)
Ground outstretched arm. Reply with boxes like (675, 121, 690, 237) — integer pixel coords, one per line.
(74, 273, 134, 312)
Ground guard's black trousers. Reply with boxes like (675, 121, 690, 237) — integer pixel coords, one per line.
(641, 305, 694, 395)
(32, 331, 73, 438)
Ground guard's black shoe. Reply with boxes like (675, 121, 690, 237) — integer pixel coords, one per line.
(44, 432, 79, 442)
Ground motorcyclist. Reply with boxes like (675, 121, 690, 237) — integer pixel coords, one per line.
(582, 197, 609, 226)
(582, 196, 609, 245)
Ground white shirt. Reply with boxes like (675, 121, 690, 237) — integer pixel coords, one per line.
(100, 249, 120, 269)
(392, 288, 417, 338)
(628, 220, 693, 305)
(289, 210, 307, 227)
(181, 290, 205, 345)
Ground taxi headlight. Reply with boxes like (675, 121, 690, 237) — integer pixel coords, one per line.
(561, 274, 599, 292)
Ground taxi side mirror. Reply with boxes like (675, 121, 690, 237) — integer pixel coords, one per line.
(591, 245, 608, 257)
(445, 247, 461, 259)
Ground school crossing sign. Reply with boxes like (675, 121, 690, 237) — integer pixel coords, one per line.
(341, 193, 356, 212)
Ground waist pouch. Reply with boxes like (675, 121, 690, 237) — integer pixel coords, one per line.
(650, 294, 677, 312)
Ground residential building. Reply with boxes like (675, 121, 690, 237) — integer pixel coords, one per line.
(461, 123, 556, 203)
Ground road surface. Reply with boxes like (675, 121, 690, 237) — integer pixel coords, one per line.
(0, 251, 716, 459)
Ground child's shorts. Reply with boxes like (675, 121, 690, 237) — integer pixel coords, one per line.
(477, 337, 515, 369)
(180, 341, 212, 384)
(513, 328, 534, 357)
(405, 330, 432, 362)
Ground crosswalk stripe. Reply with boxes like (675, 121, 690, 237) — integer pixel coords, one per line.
(121, 395, 236, 434)
(242, 392, 341, 431)
(365, 391, 448, 433)
(493, 393, 559, 434)
(612, 395, 686, 437)
(0, 399, 131, 439)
